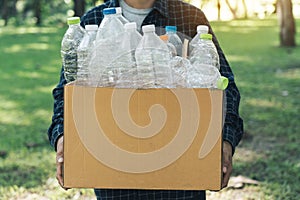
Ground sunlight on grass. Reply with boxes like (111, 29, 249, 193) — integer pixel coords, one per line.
(228, 19, 276, 27)
(0, 27, 58, 35)
(227, 55, 252, 63)
(244, 98, 282, 109)
(4, 43, 50, 53)
(276, 68, 300, 80)
(234, 147, 265, 163)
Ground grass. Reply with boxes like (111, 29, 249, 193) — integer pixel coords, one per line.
(0, 16, 299, 199)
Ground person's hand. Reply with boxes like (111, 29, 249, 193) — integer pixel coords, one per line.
(222, 141, 233, 189)
(56, 135, 70, 190)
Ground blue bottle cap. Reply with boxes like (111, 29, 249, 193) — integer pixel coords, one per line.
(165, 26, 177, 32)
(103, 8, 116, 15)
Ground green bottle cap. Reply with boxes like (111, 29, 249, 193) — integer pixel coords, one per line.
(67, 17, 80, 25)
(200, 33, 212, 40)
(216, 76, 229, 90)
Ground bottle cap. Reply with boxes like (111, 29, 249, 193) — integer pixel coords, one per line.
(197, 25, 209, 33)
(216, 76, 229, 90)
(142, 24, 155, 33)
(67, 17, 80, 25)
(115, 7, 122, 14)
(200, 33, 212, 40)
(103, 8, 116, 15)
(124, 22, 137, 30)
(159, 35, 169, 42)
(85, 24, 98, 31)
(165, 26, 177, 32)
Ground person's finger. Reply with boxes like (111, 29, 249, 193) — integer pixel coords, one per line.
(222, 164, 232, 188)
(55, 136, 70, 190)
(222, 141, 233, 189)
(56, 156, 64, 187)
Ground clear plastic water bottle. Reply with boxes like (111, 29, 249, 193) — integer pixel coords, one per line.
(170, 56, 190, 88)
(116, 7, 130, 25)
(91, 7, 125, 86)
(189, 33, 220, 70)
(135, 25, 173, 88)
(96, 8, 124, 41)
(160, 35, 177, 57)
(165, 26, 183, 57)
(114, 22, 142, 88)
(189, 25, 209, 56)
(77, 24, 98, 85)
(61, 17, 85, 82)
(188, 65, 228, 89)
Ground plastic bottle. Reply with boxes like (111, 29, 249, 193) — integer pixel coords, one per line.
(189, 25, 209, 56)
(189, 33, 220, 70)
(77, 24, 98, 85)
(91, 7, 125, 86)
(61, 17, 85, 82)
(160, 35, 177, 57)
(135, 25, 173, 88)
(96, 8, 124, 41)
(114, 22, 142, 88)
(165, 26, 183, 57)
(187, 60, 228, 89)
(116, 7, 130, 25)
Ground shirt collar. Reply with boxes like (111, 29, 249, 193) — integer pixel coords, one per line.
(110, 0, 169, 18)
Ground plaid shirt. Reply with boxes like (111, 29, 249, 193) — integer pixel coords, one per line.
(48, 0, 243, 199)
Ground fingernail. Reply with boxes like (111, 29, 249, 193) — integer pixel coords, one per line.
(223, 166, 227, 173)
(58, 157, 64, 163)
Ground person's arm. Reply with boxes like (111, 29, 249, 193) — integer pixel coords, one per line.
(48, 67, 66, 150)
(48, 67, 68, 188)
(211, 31, 244, 154)
(210, 30, 244, 188)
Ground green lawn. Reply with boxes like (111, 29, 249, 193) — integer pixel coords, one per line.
(0, 17, 299, 199)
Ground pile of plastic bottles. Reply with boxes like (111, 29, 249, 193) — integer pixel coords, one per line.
(61, 7, 228, 90)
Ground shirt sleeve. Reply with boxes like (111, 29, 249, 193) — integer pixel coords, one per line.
(211, 32, 244, 154)
(47, 67, 67, 150)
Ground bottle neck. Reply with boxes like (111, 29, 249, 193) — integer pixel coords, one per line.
(166, 31, 176, 34)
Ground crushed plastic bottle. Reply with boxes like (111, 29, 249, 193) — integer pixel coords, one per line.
(165, 26, 183, 57)
(189, 33, 220, 70)
(189, 25, 209, 56)
(61, 17, 85, 82)
(77, 24, 98, 85)
(135, 25, 173, 88)
(114, 22, 142, 88)
(188, 63, 228, 89)
(170, 56, 190, 88)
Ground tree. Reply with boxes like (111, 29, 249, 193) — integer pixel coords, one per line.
(277, 0, 296, 47)
(74, 0, 86, 17)
(33, 0, 42, 25)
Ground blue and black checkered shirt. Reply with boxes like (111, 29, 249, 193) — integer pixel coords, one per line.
(48, 0, 243, 199)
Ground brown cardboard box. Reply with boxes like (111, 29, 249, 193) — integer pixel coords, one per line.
(64, 83, 223, 190)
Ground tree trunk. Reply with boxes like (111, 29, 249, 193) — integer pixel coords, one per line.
(277, 0, 296, 47)
(74, 0, 86, 17)
(34, 0, 42, 26)
(225, 0, 238, 19)
(2, 0, 9, 26)
(241, 0, 248, 19)
(217, 0, 221, 21)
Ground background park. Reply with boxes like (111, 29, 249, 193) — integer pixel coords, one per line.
(0, 0, 299, 199)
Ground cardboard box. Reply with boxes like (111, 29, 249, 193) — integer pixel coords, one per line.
(64, 83, 224, 190)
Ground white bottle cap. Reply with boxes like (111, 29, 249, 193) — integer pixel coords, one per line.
(116, 7, 122, 14)
(85, 25, 98, 31)
(142, 24, 155, 33)
(197, 25, 209, 33)
(124, 22, 137, 30)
